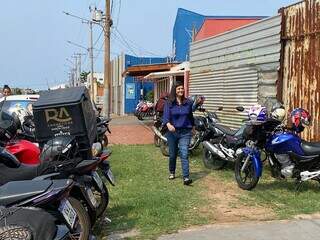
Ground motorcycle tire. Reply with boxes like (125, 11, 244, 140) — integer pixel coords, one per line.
(103, 134, 109, 148)
(0, 225, 31, 240)
(93, 182, 109, 218)
(154, 134, 160, 147)
(67, 197, 91, 240)
(202, 148, 227, 170)
(137, 112, 143, 121)
(160, 140, 169, 157)
(234, 153, 259, 190)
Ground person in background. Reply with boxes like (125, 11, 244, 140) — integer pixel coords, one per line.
(163, 82, 194, 186)
(3, 85, 12, 96)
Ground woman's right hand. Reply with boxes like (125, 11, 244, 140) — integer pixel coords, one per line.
(167, 123, 176, 132)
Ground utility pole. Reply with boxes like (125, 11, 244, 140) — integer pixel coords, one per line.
(103, 0, 112, 118)
(74, 53, 86, 86)
(89, 21, 95, 97)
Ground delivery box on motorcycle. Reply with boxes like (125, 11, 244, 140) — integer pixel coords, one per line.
(32, 87, 97, 156)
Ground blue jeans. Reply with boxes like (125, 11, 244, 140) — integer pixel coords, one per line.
(166, 128, 192, 178)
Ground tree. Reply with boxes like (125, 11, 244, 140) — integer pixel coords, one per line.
(80, 71, 90, 83)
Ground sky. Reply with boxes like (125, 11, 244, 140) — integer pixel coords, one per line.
(0, 0, 297, 90)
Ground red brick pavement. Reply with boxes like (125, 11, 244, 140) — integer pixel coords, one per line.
(108, 115, 154, 145)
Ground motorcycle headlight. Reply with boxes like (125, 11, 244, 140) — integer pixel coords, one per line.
(92, 142, 102, 157)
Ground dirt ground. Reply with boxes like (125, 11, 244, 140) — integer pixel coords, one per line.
(199, 175, 275, 223)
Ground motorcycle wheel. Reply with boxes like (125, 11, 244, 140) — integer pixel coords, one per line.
(154, 134, 160, 147)
(137, 112, 143, 121)
(92, 182, 109, 217)
(159, 140, 169, 157)
(67, 197, 90, 240)
(234, 153, 259, 190)
(0, 225, 32, 240)
(202, 148, 227, 170)
(103, 134, 109, 148)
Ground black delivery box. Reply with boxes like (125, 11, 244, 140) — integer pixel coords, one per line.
(33, 87, 97, 152)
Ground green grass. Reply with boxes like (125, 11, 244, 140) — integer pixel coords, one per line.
(95, 145, 209, 239)
(96, 144, 320, 239)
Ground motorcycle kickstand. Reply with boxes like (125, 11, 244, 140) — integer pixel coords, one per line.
(294, 180, 303, 192)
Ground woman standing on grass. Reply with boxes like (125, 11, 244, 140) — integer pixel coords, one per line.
(163, 82, 194, 185)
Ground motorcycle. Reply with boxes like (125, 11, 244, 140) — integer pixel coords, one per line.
(96, 116, 111, 148)
(201, 106, 249, 170)
(0, 145, 111, 225)
(0, 207, 71, 240)
(234, 106, 320, 191)
(134, 100, 154, 120)
(153, 107, 214, 157)
(0, 178, 91, 240)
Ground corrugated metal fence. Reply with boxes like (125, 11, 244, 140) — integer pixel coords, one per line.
(190, 15, 281, 128)
(281, 0, 320, 141)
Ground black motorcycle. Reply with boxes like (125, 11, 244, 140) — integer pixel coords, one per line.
(0, 207, 71, 240)
(0, 178, 91, 240)
(0, 147, 109, 226)
(201, 106, 249, 170)
(153, 107, 218, 157)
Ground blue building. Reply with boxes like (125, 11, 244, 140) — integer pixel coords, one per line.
(124, 54, 167, 114)
(173, 8, 206, 62)
(173, 8, 266, 62)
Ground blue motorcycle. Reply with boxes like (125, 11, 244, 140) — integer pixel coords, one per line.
(234, 107, 320, 190)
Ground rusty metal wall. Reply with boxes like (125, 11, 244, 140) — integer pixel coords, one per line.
(281, 0, 320, 141)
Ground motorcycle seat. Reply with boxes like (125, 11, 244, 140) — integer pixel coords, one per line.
(301, 141, 320, 156)
(0, 180, 52, 206)
(215, 124, 238, 136)
(0, 164, 40, 186)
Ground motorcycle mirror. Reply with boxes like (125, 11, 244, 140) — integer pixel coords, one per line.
(236, 106, 245, 112)
(217, 106, 223, 111)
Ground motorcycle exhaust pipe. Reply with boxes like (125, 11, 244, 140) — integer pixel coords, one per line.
(152, 126, 167, 142)
(202, 141, 226, 159)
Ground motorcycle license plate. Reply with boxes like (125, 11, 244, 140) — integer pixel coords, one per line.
(92, 171, 103, 190)
(106, 169, 115, 185)
(59, 199, 77, 229)
(86, 188, 98, 208)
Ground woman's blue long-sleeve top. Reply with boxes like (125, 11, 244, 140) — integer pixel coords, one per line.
(162, 99, 194, 129)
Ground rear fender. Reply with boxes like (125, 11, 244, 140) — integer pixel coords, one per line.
(70, 176, 97, 212)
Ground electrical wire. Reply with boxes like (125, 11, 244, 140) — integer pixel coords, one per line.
(114, 27, 161, 56)
(93, 29, 103, 47)
(111, 31, 138, 56)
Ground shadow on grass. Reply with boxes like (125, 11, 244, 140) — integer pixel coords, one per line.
(94, 204, 138, 237)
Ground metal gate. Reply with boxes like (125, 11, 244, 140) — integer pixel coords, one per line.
(281, 0, 320, 141)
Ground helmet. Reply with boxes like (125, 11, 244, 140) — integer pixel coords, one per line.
(191, 95, 205, 111)
(0, 112, 18, 143)
(290, 108, 311, 133)
(271, 102, 286, 122)
(40, 135, 77, 162)
(248, 105, 267, 124)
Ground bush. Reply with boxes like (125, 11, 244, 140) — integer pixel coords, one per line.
(145, 90, 154, 102)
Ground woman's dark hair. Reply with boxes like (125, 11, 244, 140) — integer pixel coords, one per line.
(3, 85, 11, 92)
(168, 82, 185, 103)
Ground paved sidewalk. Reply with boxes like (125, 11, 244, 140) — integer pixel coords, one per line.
(158, 218, 320, 240)
(108, 115, 154, 145)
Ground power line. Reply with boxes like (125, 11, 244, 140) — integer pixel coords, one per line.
(93, 29, 103, 47)
(111, 0, 114, 15)
(111, 31, 138, 56)
(116, 0, 121, 27)
(114, 27, 161, 56)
